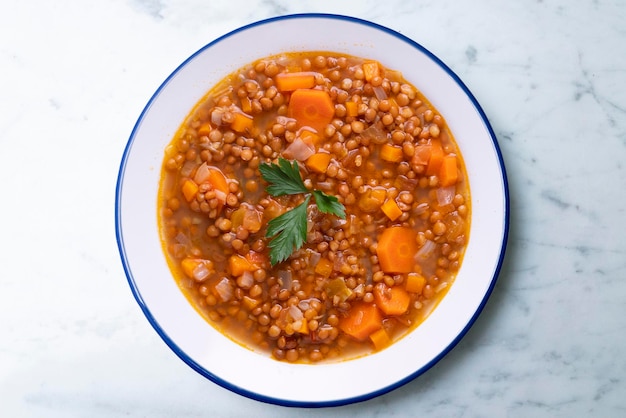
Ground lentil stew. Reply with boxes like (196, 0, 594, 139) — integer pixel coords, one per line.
(158, 51, 470, 363)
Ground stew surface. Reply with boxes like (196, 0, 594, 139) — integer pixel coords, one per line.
(158, 52, 470, 363)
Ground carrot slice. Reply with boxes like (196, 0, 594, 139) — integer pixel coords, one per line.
(345, 101, 358, 117)
(275, 72, 316, 92)
(197, 122, 212, 137)
(181, 179, 198, 202)
(381, 198, 402, 221)
(370, 328, 392, 350)
(288, 89, 334, 132)
(315, 257, 333, 278)
(299, 128, 321, 146)
(230, 112, 253, 133)
(339, 302, 383, 341)
(374, 283, 411, 316)
(228, 254, 254, 276)
(405, 272, 426, 294)
(426, 139, 444, 176)
(377, 227, 417, 273)
(362, 61, 381, 82)
(181, 258, 213, 281)
(358, 187, 387, 213)
(439, 154, 458, 186)
(380, 144, 403, 162)
(306, 152, 332, 173)
(240, 97, 252, 113)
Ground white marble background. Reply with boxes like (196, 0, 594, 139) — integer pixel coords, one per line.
(1, 0, 625, 416)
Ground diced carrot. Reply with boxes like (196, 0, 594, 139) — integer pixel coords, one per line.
(245, 250, 268, 268)
(181, 258, 200, 278)
(426, 139, 444, 176)
(374, 283, 411, 316)
(370, 328, 392, 351)
(358, 187, 387, 213)
(197, 122, 212, 137)
(339, 302, 383, 341)
(439, 154, 458, 186)
(345, 101, 358, 117)
(275, 72, 316, 92)
(288, 89, 335, 132)
(181, 258, 213, 281)
(299, 128, 322, 146)
(240, 96, 252, 113)
(306, 152, 332, 173)
(362, 61, 381, 82)
(315, 257, 333, 278)
(295, 318, 309, 334)
(230, 111, 254, 133)
(377, 226, 417, 273)
(380, 144, 403, 163)
(405, 272, 426, 294)
(228, 254, 254, 276)
(381, 198, 402, 221)
(181, 179, 198, 202)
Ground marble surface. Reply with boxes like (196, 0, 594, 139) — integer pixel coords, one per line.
(1, 0, 625, 416)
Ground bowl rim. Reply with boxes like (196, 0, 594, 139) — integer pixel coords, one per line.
(115, 12, 510, 407)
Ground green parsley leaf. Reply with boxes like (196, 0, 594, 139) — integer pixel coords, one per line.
(265, 195, 310, 265)
(260, 157, 346, 265)
(313, 190, 346, 218)
(259, 158, 308, 196)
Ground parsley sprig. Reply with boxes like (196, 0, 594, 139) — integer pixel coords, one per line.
(259, 158, 346, 265)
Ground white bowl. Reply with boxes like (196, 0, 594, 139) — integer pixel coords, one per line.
(116, 14, 509, 407)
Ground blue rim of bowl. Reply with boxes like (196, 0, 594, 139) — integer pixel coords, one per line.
(115, 12, 510, 408)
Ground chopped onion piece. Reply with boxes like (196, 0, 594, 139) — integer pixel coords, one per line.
(437, 185, 456, 206)
(283, 137, 315, 161)
(395, 175, 418, 190)
(214, 277, 233, 302)
(193, 162, 211, 184)
(333, 252, 345, 271)
(316, 181, 333, 191)
(414, 202, 429, 215)
(288, 305, 303, 322)
(237, 271, 254, 289)
(192, 263, 211, 281)
(298, 299, 311, 311)
(278, 270, 293, 290)
(308, 250, 321, 267)
(361, 125, 387, 144)
(331, 218, 347, 229)
(348, 214, 359, 236)
(276, 115, 294, 125)
(175, 232, 191, 246)
(181, 161, 196, 177)
(373, 86, 387, 100)
(416, 239, 436, 259)
(211, 108, 224, 125)
(214, 189, 227, 203)
(241, 204, 262, 233)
